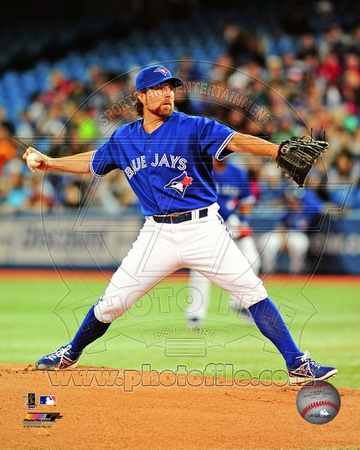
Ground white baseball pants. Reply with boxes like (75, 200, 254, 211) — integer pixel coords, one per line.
(186, 235, 261, 323)
(94, 203, 267, 323)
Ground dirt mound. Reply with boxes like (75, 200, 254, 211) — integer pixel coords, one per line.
(0, 364, 359, 450)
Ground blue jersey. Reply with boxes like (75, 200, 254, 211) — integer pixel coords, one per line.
(91, 111, 235, 215)
(214, 164, 253, 221)
(281, 189, 324, 231)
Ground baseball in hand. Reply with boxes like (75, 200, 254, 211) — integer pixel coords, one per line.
(26, 152, 41, 170)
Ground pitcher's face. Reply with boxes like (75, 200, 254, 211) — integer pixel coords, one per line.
(139, 82, 175, 118)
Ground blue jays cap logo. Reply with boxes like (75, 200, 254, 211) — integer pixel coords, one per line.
(135, 65, 183, 91)
(164, 171, 193, 197)
(154, 67, 170, 77)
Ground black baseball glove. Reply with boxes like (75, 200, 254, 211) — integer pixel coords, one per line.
(276, 136, 329, 187)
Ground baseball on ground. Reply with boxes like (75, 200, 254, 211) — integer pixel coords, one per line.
(296, 380, 341, 424)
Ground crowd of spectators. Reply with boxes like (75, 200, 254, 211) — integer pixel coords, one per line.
(1, 1, 360, 218)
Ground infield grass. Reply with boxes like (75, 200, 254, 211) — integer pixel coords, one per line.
(0, 272, 359, 388)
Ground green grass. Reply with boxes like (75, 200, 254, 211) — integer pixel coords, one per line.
(0, 274, 359, 388)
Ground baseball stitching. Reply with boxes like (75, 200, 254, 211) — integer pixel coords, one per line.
(301, 382, 333, 390)
(301, 400, 340, 418)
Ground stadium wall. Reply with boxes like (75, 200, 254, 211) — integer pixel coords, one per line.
(1, 212, 360, 274)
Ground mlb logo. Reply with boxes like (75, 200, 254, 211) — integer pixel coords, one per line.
(39, 395, 57, 406)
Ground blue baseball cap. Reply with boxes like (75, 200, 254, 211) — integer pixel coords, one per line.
(135, 65, 183, 91)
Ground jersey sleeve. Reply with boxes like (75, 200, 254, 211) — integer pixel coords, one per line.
(90, 132, 121, 177)
(197, 116, 236, 160)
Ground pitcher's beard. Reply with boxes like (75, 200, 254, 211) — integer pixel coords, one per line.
(157, 103, 173, 117)
(147, 101, 173, 118)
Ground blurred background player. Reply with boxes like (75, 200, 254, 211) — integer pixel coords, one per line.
(186, 157, 260, 327)
(257, 188, 325, 274)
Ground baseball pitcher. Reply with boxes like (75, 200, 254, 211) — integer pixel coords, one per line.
(24, 65, 335, 385)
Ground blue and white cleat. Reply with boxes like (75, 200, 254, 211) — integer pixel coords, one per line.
(287, 350, 338, 385)
(35, 344, 82, 370)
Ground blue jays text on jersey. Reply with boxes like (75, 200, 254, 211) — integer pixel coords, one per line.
(91, 111, 235, 215)
(123, 152, 188, 179)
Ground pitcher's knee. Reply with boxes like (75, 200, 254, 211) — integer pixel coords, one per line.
(94, 295, 127, 323)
